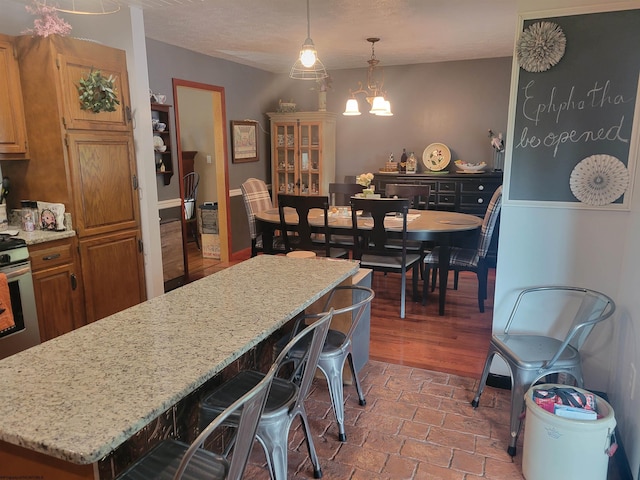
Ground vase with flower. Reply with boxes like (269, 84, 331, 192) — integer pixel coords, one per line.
(356, 172, 375, 197)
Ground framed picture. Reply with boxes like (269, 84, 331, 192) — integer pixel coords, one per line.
(231, 120, 258, 163)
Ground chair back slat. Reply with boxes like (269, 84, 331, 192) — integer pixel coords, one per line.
(183, 172, 200, 220)
(384, 184, 431, 210)
(278, 194, 331, 256)
(350, 197, 410, 258)
(329, 183, 364, 206)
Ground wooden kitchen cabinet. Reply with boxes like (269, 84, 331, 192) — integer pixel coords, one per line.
(29, 238, 85, 342)
(267, 111, 336, 205)
(0, 34, 28, 159)
(2, 35, 146, 325)
(66, 131, 140, 237)
(79, 229, 146, 324)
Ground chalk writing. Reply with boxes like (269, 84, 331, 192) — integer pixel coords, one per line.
(517, 79, 634, 157)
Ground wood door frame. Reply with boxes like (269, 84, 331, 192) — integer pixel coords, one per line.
(172, 79, 231, 278)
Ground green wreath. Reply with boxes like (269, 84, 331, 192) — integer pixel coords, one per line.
(77, 69, 120, 113)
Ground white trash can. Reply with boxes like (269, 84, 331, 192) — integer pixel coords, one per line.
(522, 384, 616, 480)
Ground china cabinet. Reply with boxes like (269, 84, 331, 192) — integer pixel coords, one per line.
(151, 103, 174, 185)
(0, 34, 28, 159)
(267, 111, 336, 205)
(3, 35, 146, 325)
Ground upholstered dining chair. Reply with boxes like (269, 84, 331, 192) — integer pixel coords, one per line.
(116, 351, 275, 480)
(199, 309, 333, 480)
(423, 185, 502, 312)
(471, 286, 615, 456)
(277, 193, 349, 258)
(183, 171, 200, 249)
(350, 197, 421, 318)
(241, 178, 285, 256)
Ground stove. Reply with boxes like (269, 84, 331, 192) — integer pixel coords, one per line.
(0, 235, 39, 359)
(0, 236, 28, 267)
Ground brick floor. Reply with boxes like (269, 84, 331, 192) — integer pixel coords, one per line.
(243, 360, 525, 479)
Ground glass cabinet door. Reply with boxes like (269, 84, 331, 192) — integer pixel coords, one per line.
(299, 123, 321, 195)
(275, 123, 297, 195)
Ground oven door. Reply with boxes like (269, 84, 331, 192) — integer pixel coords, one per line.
(0, 261, 40, 359)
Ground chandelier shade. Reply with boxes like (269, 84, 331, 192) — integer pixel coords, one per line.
(343, 37, 393, 116)
(290, 0, 328, 80)
(40, 0, 121, 15)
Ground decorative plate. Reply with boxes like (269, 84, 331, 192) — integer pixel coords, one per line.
(153, 135, 164, 148)
(422, 143, 451, 171)
(569, 154, 629, 206)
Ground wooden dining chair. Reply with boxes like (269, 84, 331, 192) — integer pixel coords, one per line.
(277, 194, 349, 258)
(350, 197, 421, 318)
(384, 183, 431, 210)
(183, 172, 200, 249)
(328, 183, 364, 206)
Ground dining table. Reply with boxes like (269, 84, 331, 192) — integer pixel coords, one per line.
(255, 206, 483, 316)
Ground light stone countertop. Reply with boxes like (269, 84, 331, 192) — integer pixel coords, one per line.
(15, 228, 76, 245)
(0, 255, 359, 464)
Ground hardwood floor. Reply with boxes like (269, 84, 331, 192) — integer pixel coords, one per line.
(185, 240, 494, 380)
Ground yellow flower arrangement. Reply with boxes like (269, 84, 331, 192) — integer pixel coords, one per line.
(356, 173, 374, 188)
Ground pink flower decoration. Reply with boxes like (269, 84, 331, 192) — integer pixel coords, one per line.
(23, 2, 72, 37)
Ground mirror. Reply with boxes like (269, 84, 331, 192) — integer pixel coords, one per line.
(172, 79, 230, 281)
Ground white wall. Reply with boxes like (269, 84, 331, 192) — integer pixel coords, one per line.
(496, 1, 640, 477)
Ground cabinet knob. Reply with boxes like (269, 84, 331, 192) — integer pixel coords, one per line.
(477, 198, 484, 204)
(478, 185, 484, 191)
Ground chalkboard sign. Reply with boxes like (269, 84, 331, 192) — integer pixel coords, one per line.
(509, 9, 640, 208)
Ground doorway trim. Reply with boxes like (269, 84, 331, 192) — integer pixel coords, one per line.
(172, 79, 231, 277)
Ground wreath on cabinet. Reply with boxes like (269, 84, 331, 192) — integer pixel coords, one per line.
(77, 69, 120, 113)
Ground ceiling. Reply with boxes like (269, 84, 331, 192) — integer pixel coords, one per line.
(117, 0, 518, 73)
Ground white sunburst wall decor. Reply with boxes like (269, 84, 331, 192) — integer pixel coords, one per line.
(569, 154, 629, 206)
(517, 21, 566, 73)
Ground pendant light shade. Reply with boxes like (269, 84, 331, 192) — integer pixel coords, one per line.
(343, 98, 361, 116)
(290, 0, 328, 80)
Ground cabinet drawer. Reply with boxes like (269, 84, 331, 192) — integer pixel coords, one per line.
(436, 181, 456, 192)
(437, 194, 456, 206)
(459, 179, 501, 193)
(460, 193, 493, 208)
(29, 241, 74, 271)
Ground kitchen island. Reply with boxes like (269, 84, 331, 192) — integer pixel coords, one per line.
(0, 255, 359, 478)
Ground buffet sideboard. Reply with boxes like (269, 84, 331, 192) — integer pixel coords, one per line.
(372, 171, 503, 217)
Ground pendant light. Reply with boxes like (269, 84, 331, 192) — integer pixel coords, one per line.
(290, 0, 328, 81)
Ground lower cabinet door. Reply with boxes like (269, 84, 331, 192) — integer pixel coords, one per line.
(79, 229, 146, 323)
(33, 263, 84, 342)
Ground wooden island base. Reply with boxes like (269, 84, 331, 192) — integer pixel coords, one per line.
(0, 440, 95, 479)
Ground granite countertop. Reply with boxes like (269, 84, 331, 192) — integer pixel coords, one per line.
(0, 255, 359, 464)
(14, 228, 76, 245)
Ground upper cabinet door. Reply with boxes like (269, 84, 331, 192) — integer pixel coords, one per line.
(0, 35, 28, 157)
(66, 131, 140, 237)
(57, 46, 131, 132)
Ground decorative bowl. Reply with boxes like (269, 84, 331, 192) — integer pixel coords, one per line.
(455, 160, 486, 172)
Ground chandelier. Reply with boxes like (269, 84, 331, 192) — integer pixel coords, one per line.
(289, 0, 328, 81)
(343, 38, 393, 116)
